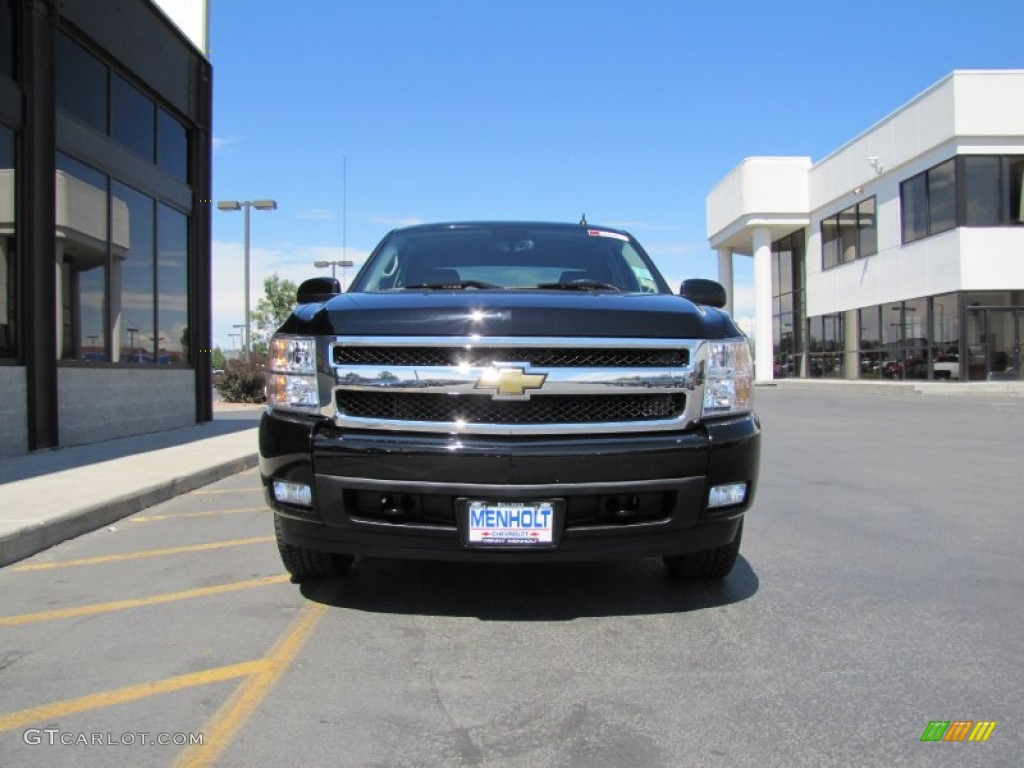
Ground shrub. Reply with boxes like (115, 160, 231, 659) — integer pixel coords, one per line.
(215, 357, 266, 403)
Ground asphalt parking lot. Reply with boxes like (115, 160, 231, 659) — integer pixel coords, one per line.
(0, 387, 1021, 767)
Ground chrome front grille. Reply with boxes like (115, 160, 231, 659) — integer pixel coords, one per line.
(337, 392, 687, 424)
(333, 346, 688, 368)
(326, 336, 705, 435)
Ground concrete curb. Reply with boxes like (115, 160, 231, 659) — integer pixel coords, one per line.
(0, 452, 258, 568)
(759, 379, 1024, 397)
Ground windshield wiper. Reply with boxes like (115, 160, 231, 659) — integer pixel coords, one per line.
(403, 280, 499, 290)
(536, 280, 621, 292)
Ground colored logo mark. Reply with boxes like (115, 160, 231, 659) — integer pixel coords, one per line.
(920, 721, 997, 742)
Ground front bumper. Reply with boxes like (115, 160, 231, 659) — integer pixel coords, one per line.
(260, 409, 760, 563)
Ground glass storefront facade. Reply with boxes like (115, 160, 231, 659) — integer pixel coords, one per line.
(800, 292, 1024, 383)
(0, 124, 14, 358)
(54, 32, 192, 367)
(0, 0, 212, 455)
(771, 230, 805, 377)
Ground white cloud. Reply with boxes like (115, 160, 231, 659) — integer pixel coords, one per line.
(211, 136, 243, 154)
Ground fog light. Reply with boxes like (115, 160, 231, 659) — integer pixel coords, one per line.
(708, 482, 747, 509)
(273, 480, 312, 507)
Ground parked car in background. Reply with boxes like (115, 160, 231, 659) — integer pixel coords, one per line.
(933, 355, 960, 380)
(882, 360, 903, 379)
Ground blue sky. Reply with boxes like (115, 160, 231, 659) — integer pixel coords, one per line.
(209, 0, 1024, 350)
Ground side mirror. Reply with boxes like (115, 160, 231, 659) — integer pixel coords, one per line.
(296, 276, 341, 303)
(679, 278, 727, 309)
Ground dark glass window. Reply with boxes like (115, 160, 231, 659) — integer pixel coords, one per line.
(808, 317, 822, 351)
(56, 33, 108, 134)
(859, 306, 882, 378)
(157, 109, 188, 182)
(112, 181, 155, 363)
(928, 160, 956, 234)
(962, 156, 1001, 226)
(157, 205, 189, 365)
(780, 249, 793, 293)
(822, 196, 877, 269)
(0, 0, 13, 80)
(901, 174, 928, 243)
(902, 159, 960, 243)
(858, 197, 877, 257)
(881, 299, 929, 380)
(903, 297, 928, 379)
(882, 302, 902, 352)
(807, 313, 843, 378)
(771, 231, 805, 377)
(57, 153, 108, 361)
(1009, 158, 1024, 224)
(111, 74, 155, 161)
(838, 205, 857, 264)
(930, 292, 960, 381)
(821, 217, 839, 270)
(0, 125, 14, 357)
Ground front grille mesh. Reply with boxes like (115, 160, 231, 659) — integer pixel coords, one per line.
(334, 346, 687, 368)
(338, 392, 686, 424)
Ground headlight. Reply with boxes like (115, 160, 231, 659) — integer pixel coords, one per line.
(267, 335, 320, 412)
(702, 339, 753, 417)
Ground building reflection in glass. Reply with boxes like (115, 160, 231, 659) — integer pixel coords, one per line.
(56, 153, 114, 362)
(0, 125, 14, 358)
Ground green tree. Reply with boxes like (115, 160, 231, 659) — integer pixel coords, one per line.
(211, 346, 227, 370)
(250, 273, 298, 355)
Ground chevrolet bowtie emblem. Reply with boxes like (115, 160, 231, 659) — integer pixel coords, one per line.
(475, 365, 548, 399)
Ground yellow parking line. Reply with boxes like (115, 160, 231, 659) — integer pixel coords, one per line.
(130, 506, 264, 523)
(12, 536, 275, 572)
(0, 575, 290, 627)
(0, 660, 266, 733)
(172, 602, 327, 768)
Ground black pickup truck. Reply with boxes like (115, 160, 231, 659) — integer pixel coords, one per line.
(259, 221, 760, 581)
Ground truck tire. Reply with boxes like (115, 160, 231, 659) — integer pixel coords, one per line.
(663, 520, 743, 580)
(274, 517, 354, 580)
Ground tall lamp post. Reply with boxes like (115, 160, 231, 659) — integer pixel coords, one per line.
(217, 199, 277, 360)
(232, 324, 246, 360)
(313, 259, 354, 290)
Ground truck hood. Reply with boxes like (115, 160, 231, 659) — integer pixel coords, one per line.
(282, 291, 740, 339)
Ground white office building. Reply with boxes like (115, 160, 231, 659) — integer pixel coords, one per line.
(707, 70, 1024, 383)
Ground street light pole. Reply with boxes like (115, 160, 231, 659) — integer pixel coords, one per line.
(232, 324, 245, 360)
(243, 203, 250, 357)
(218, 199, 278, 361)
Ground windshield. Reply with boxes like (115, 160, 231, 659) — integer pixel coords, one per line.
(350, 224, 670, 294)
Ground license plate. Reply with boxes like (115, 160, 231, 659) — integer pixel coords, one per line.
(466, 501, 555, 546)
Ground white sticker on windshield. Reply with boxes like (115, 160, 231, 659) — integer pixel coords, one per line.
(587, 229, 629, 241)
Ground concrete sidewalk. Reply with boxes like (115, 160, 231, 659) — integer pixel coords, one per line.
(0, 404, 264, 568)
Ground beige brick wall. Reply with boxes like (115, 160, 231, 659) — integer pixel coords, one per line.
(58, 368, 196, 447)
